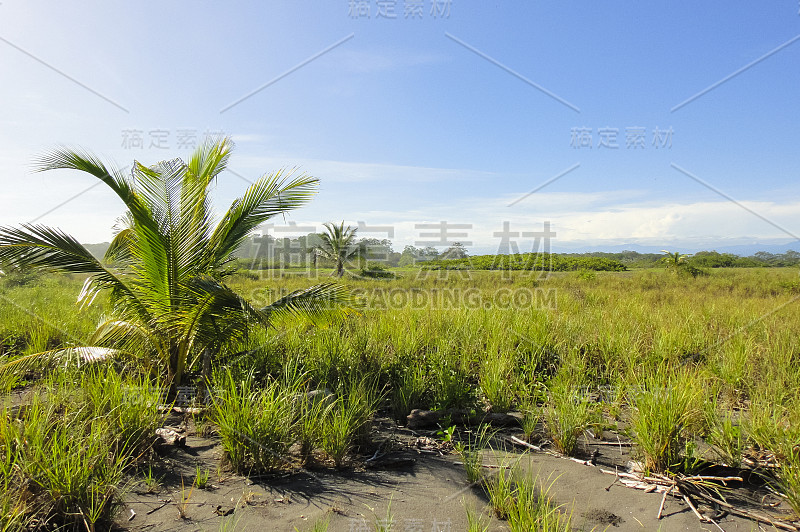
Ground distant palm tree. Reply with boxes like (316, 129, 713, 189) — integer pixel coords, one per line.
(314, 222, 359, 277)
(0, 137, 357, 387)
(660, 250, 690, 271)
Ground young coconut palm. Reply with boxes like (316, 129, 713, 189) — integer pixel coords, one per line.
(314, 221, 359, 277)
(0, 137, 358, 388)
(660, 250, 691, 273)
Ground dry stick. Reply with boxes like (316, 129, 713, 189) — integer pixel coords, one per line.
(599, 468, 676, 487)
(678, 483, 800, 532)
(508, 435, 596, 466)
(683, 493, 706, 522)
(145, 499, 171, 515)
(707, 516, 726, 532)
(509, 435, 544, 452)
(681, 475, 743, 483)
(657, 488, 669, 519)
(604, 471, 618, 492)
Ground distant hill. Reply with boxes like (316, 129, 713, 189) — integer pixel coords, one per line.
(84, 242, 109, 260)
(471, 241, 800, 257)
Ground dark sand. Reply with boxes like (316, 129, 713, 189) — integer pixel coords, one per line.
(117, 418, 796, 531)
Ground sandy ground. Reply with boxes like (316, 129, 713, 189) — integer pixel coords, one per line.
(115, 416, 797, 532)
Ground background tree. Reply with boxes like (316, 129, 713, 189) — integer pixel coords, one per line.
(441, 242, 468, 260)
(0, 137, 357, 387)
(660, 250, 690, 271)
(314, 222, 359, 277)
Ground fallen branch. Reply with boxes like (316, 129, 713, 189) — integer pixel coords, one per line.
(146, 499, 171, 515)
(682, 493, 705, 522)
(678, 480, 799, 531)
(508, 435, 595, 466)
(657, 488, 669, 519)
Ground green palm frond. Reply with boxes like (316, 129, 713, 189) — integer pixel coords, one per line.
(105, 227, 136, 264)
(35, 147, 133, 203)
(186, 135, 232, 184)
(208, 169, 318, 270)
(0, 137, 357, 386)
(0, 346, 130, 376)
(264, 283, 362, 322)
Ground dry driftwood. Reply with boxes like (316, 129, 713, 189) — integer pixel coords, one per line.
(508, 435, 596, 466)
(155, 427, 186, 447)
(600, 466, 799, 531)
(677, 477, 800, 531)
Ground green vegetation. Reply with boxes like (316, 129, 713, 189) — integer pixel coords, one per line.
(453, 424, 494, 483)
(629, 368, 702, 472)
(211, 369, 298, 472)
(0, 138, 356, 390)
(0, 367, 163, 530)
(484, 468, 573, 531)
(424, 253, 627, 272)
(3, 239, 800, 525)
(312, 221, 359, 277)
(543, 369, 595, 457)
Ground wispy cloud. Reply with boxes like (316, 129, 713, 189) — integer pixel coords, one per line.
(312, 196, 800, 249)
(333, 48, 447, 73)
(233, 155, 494, 183)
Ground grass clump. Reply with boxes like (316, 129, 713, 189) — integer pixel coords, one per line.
(296, 388, 335, 465)
(454, 424, 494, 483)
(320, 377, 380, 467)
(484, 468, 572, 531)
(464, 500, 490, 532)
(211, 370, 296, 473)
(543, 371, 594, 457)
(629, 369, 701, 473)
(0, 367, 163, 530)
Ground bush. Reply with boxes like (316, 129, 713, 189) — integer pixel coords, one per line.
(358, 262, 396, 279)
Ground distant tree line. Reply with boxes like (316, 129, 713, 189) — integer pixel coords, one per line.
(575, 250, 800, 268)
(424, 253, 627, 272)
(233, 236, 469, 269)
(82, 237, 800, 271)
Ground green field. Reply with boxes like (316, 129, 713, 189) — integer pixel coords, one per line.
(2, 265, 800, 528)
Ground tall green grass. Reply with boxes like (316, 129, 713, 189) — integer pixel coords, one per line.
(0, 366, 163, 530)
(629, 369, 702, 473)
(5, 267, 800, 515)
(211, 370, 297, 473)
(484, 468, 573, 531)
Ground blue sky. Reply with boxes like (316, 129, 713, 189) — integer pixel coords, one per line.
(1, 1, 799, 253)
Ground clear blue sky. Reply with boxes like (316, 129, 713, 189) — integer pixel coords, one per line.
(1, 1, 799, 253)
